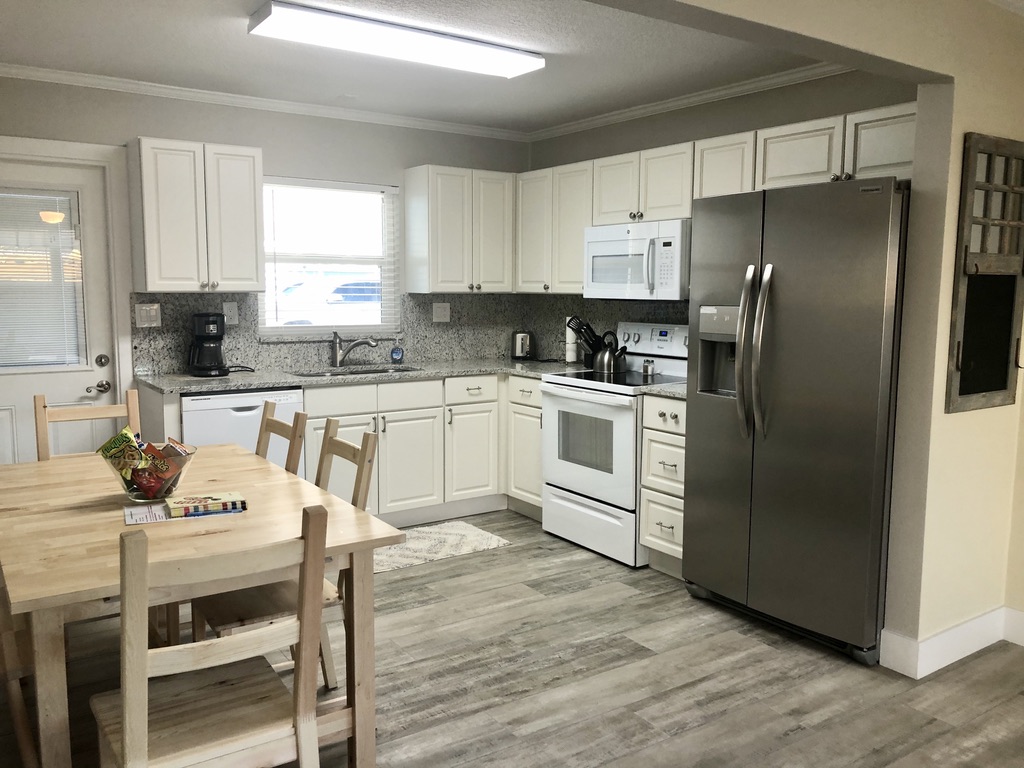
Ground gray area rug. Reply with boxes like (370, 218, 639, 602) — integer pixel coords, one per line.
(374, 520, 510, 573)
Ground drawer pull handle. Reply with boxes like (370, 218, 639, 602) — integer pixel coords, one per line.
(466, 386, 482, 392)
(447, 407, 453, 425)
(380, 415, 387, 433)
(519, 388, 533, 396)
(658, 461, 678, 470)
(655, 521, 675, 532)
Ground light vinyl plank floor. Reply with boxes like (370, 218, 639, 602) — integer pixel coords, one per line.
(3, 510, 1024, 767)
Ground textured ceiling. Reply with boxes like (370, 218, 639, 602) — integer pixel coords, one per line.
(0, 0, 819, 136)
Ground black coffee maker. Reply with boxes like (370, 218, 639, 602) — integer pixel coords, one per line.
(188, 312, 229, 377)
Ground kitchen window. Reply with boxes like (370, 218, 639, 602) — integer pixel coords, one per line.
(259, 178, 400, 337)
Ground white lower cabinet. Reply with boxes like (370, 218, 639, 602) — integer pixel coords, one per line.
(379, 406, 445, 513)
(639, 488, 684, 558)
(306, 413, 379, 513)
(507, 402, 542, 506)
(445, 402, 499, 502)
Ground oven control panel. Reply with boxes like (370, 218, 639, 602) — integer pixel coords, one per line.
(618, 322, 689, 357)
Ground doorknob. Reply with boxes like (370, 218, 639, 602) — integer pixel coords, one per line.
(87, 380, 111, 394)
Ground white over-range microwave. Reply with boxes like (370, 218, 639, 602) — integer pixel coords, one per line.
(583, 218, 690, 301)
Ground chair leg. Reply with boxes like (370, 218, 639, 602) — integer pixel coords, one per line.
(97, 726, 116, 768)
(8, 679, 39, 768)
(191, 602, 207, 642)
(319, 624, 339, 690)
(164, 602, 180, 645)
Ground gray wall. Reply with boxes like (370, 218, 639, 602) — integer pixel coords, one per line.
(0, 71, 913, 374)
(529, 70, 917, 168)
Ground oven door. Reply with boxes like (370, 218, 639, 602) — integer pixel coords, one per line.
(540, 382, 638, 509)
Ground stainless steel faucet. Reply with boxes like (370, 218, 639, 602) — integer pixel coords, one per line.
(331, 332, 378, 366)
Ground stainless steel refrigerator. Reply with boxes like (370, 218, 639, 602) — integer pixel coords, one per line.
(683, 178, 908, 664)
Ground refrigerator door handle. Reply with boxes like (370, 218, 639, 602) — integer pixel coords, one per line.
(751, 262, 774, 438)
(734, 264, 756, 438)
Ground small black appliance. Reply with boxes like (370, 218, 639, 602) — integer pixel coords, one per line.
(188, 312, 230, 377)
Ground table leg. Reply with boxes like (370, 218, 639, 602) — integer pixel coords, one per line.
(30, 608, 72, 768)
(345, 550, 376, 768)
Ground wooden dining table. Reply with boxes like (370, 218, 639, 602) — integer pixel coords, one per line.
(0, 443, 405, 768)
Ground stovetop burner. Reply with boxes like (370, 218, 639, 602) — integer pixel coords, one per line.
(543, 369, 686, 396)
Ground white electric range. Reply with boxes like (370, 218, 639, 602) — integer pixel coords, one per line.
(540, 322, 688, 566)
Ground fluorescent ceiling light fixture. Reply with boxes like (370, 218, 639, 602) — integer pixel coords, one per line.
(248, 1, 545, 79)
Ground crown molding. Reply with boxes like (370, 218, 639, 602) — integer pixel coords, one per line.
(0, 63, 529, 142)
(524, 62, 853, 141)
(0, 60, 853, 145)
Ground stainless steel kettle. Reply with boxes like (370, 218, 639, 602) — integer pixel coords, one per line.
(593, 331, 627, 374)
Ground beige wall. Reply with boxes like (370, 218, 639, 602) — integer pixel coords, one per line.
(588, 0, 1024, 641)
(530, 70, 916, 168)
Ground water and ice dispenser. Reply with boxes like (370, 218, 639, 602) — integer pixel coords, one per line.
(697, 305, 740, 396)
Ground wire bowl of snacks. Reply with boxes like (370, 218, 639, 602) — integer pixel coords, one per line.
(98, 427, 197, 502)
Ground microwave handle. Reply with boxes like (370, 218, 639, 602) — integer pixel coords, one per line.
(645, 238, 655, 294)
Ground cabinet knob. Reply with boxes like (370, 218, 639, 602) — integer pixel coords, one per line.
(543, 283, 549, 291)
(636, 211, 643, 221)
(475, 283, 481, 291)
(841, 172, 852, 181)
(829, 173, 840, 182)
(468, 283, 474, 291)
(210, 280, 219, 290)
(658, 410, 666, 418)
(670, 412, 679, 421)
(629, 212, 637, 220)
(200, 281, 209, 289)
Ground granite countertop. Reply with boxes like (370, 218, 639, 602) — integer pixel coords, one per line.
(640, 382, 687, 400)
(135, 359, 586, 395)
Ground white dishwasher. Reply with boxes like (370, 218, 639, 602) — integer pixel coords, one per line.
(181, 389, 305, 478)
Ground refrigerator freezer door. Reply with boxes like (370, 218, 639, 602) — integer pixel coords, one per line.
(746, 179, 902, 649)
(682, 191, 764, 603)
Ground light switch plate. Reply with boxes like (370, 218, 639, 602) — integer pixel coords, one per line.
(135, 303, 161, 328)
(432, 302, 451, 322)
(222, 301, 239, 325)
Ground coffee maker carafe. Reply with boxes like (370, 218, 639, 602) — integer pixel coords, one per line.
(188, 312, 229, 377)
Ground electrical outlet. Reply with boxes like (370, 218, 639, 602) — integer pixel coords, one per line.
(432, 302, 451, 322)
(222, 301, 239, 325)
(134, 303, 161, 328)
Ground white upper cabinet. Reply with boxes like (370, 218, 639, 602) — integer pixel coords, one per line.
(755, 115, 845, 190)
(592, 143, 693, 224)
(405, 165, 514, 293)
(843, 102, 917, 180)
(131, 137, 264, 292)
(516, 162, 592, 294)
(693, 132, 756, 199)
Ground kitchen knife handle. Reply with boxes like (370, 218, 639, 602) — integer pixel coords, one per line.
(751, 263, 774, 439)
(734, 264, 756, 439)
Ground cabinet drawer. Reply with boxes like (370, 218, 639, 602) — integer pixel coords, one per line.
(304, 384, 377, 418)
(444, 375, 498, 405)
(377, 379, 442, 411)
(642, 396, 685, 434)
(507, 375, 542, 406)
(641, 428, 685, 496)
(640, 488, 683, 557)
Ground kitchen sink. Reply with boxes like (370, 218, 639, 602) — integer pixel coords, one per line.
(292, 365, 422, 377)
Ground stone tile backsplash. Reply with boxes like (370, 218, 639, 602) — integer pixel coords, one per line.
(130, 292, 688, 375)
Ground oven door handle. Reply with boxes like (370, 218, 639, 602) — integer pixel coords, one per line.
(540, 382, 636, 409)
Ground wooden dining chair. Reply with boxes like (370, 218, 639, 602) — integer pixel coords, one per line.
(90, 506, 329, 768)
(191, 420, 377, 690)
(33, 389, 141, 461)
(1, 574, 39, 768)
(255, 399, 308, 475)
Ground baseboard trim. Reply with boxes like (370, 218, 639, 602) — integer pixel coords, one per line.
(880, 607, 1013, 679)
(378, 495, 507, 529)
(506, 496, 541, 522)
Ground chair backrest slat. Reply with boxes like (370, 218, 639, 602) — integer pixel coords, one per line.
(314, 419, 378, 509)
(34, 389, 141, 461)
(255, 400, 308, 475)
(118, 505, 328, 766)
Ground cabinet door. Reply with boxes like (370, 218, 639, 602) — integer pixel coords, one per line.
(693, 132, 755, 199)
(507, 403, 542, 506)
(843, 102, 916, 180)
(445, 402, 498, 502)
(515, 168, 553, 293)
(592, 152, 640, 225)
(550, 161, 591, 294)
(378, 407, 444, 513)
(205, 144, 265, 292)
(472, 170, 514, 292)
(755, 116, 844, 190)
(138, 138, 207, 291)
(305, 414, 379, 514)
(640, 142, 694, 220)
(429, 166, 473, 292)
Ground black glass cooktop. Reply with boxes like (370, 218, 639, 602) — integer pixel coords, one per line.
(543, 369, 686, 395)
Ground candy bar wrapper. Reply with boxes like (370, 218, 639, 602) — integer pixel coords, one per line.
(155, 438, 190, 496)
(97, 426, 147, 479)
(130, 443, 176, 500)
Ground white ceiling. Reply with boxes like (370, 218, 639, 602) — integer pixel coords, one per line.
(0, 0, 827, 139)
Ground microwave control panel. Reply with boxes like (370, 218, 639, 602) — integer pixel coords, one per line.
(655, 238, 678, 288)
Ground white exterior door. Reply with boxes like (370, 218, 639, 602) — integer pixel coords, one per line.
(0, 160, 119, 462)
